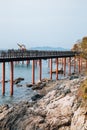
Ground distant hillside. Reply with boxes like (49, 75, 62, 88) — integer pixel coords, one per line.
(30, 46, 69, 51)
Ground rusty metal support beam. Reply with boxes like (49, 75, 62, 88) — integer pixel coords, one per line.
(74, 57, 76, 73)
(2, 62, 5, 95)
(39, 59, 42, 81)
(64, 58, 66, 76)
(62, 58, 63, 68)
(32, 60, 35, 84)
(10, 61, 14, 96)
(50, 59, 52, 80)
(68, 57, 71, 76)
(56, 58, 58, 80)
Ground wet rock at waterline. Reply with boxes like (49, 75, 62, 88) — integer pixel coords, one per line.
(31, 94, 44, 101)
(26, 83, 33, 87)
(14, 77, 24, 84)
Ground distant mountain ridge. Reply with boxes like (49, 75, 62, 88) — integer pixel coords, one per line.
(30, 46, 69, 51)
(0, 46, 70, 51)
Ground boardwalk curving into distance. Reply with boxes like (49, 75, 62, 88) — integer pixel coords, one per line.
(0, 50, 82, 96)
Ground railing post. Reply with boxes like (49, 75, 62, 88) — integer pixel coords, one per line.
(50, 59, 52, 80)
(32, 60, 35, 84)
(2, 62, 5, 95)
(10, 61, 14, 96)
(56, 58, 58, 80)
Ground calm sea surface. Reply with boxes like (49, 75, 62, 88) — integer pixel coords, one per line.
(0, 60, 74, 105)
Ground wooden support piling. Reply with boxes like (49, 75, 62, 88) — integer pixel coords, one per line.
(2, 62, 5, 95)
(10, 61, 14, 96)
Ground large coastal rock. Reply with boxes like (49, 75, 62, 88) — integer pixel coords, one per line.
(0, 76, 87, 130)
(71, 106, 87, 130)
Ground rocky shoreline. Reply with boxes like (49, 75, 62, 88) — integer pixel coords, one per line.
(0, 74, 87, 130)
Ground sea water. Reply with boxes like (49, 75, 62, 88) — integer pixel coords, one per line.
(0, 60, 74, 105)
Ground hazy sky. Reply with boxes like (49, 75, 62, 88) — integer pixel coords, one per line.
(0, 0, 87, 49)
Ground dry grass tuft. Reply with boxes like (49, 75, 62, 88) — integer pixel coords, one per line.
(78, 79, 87, 101)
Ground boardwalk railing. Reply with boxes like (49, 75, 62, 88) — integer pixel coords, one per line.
(0, 50, 79, 62)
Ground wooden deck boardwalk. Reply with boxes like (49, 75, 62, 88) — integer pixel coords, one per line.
(0, 50, 78, 62)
